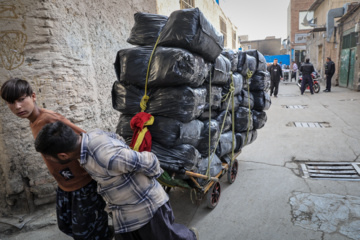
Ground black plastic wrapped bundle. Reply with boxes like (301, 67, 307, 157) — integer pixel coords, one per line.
(197, 120, 220, 157)
(152, 142, 201, 174)
(176, 120, 204, 148)
(223, 72, 243, 97)
(147, 86, 207, 123)
(235, 132, 243, 151)
(116, 115, 133, 145)
(235, 107, 253, 132)
(245, 50, 267, 72)
(238, 89, 254, 109)
(208, 54, 231, 85)
(127, 12, 168, 46)
(237, 52, 257, 78)
(216, 110, 232, 133)
(112, 81, 143, 114)
(198, 111, 218, 121)
(197, 153, 222, 185)
(252, 110, 267, 130)
(242, 75, 252, 90)
(158, 8, 224, 62)
(220, 95, 240, 112)
(205, 85, 222, 110)
(114, 46, 210, 88)
(239, 130, 253, 147)
(249, 130, 258, 144)
(221, 49, 238, 72)
(252, 91, 271, 111)
(149, 116, 181, 148)
(250, 71, 271, 91)
(216, 131, 236, 157)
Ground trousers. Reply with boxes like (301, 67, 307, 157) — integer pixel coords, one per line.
(301, 75, 313, 94)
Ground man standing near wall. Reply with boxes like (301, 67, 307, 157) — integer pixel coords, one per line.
(299, 58, 315, 95)
(324, 57, 335, 92)
(291, 60, 298, 82)
(269, 59, 283, 98)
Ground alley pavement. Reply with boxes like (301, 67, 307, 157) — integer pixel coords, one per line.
(1, 81, 360, 240)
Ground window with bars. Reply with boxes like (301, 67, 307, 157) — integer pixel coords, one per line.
(180, 0, 195, 9)
(220, 17, 227, 47)
(232, 30, 236, 49)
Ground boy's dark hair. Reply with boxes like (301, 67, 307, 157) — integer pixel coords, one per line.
(35, 121, 79, 157)
(1, 78, 33, 104)
(327, 57, 331, 61)
(305, 58, 310, 63)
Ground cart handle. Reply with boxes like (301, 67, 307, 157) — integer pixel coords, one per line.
(185, 171, 219, 182)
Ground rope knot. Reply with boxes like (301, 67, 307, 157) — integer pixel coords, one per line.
(140, 95, 149, 112)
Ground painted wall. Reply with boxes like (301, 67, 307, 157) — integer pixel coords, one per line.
(0, 0, 156, 219)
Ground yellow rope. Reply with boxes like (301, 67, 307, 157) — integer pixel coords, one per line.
(140, 34, 162, 112)
(244, 69, 253, 145)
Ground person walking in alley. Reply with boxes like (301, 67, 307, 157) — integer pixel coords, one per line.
(269, 58, 283, 97)
(0, 78, 112, 240)
(34, 121, 199, 240)
(324, 57, 335, 92)
(291, 60, 298, 82)
(299, 58, 315, 95)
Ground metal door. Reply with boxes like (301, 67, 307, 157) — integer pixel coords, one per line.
(339, 49, 350, 87)
(348, 48, 356, 88)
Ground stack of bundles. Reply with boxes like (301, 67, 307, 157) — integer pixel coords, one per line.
(220, 48, 272, 156)
(112, 8, 271, 184)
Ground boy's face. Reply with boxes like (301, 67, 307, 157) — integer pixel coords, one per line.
(7, 93, 36, 119)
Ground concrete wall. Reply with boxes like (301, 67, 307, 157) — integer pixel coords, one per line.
(156, 0, 239, 49)
(0, 0, 156, 218)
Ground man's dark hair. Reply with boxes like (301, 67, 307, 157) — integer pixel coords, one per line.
(274, 58, 278, 60)
(35, 121, 79, 157)
(1, 78, 33, 104)
(327, 57, 331, 61)
(305, 58, 310, 63)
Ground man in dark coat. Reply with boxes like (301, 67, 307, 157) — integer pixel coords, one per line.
(324, 57, 335, 92)
(268, 59, 283, 97)
(299, 58, 315, 95)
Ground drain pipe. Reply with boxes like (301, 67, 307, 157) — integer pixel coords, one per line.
(326, 7, 344, 42)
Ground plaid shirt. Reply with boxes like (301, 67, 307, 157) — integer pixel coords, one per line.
(79, 129, 169, 233)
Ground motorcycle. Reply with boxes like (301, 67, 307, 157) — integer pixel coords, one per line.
(297, 71, 321, 93)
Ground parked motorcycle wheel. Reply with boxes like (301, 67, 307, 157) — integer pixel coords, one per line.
(313, 83, 320, 93)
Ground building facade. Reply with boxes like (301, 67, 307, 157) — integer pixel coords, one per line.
(287, 0, 316, 65)
(0, 0, 237, 229)
(240, 37, 282, 56)
(306, 0, 354, 85)
(337, 3, 360, 90)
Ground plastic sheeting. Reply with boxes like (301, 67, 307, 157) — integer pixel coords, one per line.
(235, 107, 253, 132)
(209, 54, 231, 85)
(216, 110, 232, 133)
(114, 46, 210, 88)
(152, 142, 201, 173)
(238, 90, 254, 109)
(237, 52, 257, 77)
(220, 95, 240, 112)
(116, 115, 133, 145)
(252, 110, 267, 130)
(147, 86, 207, 123)
(216, 131, 236, 157)
(205, 85, 222, 110)
(198, 111, 218, 121)
(221, 49, 238, 72)
(197, 120, 220, 157)
(176, 120, 204, 148)
(127, 12, 168, 46)
(246, 50, 267, 72)
(197, 153, 223, 184)
(158, 8, 224, 62)
(223, 72, 243, 96)
(250, 71, 271, 92)
(252, 91, 271, 111)
(112, 81, 143, 114)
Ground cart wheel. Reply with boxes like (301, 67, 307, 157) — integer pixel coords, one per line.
(227, 160, 238, 184)
(206, 182, 221, 209)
